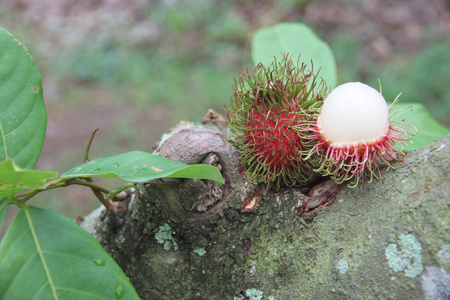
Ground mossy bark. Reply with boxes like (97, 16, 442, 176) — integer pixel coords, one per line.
(85, 125, 450, 300)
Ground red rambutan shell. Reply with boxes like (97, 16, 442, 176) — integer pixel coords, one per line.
(246, 105, 303, 169)
(227, 55, 327, 190)
(242, 103, 314, 188)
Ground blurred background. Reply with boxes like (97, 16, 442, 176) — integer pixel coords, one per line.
(1, 0, 449, 223)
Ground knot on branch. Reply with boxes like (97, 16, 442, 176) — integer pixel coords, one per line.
(147, 126, 242, 222)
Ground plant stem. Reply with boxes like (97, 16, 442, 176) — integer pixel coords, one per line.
(71, 179, 111, 194)
(16, 189, 42, 203)
(84, 128, 99, 163)
(106, 183, 141, 200)
(80, 128, 117, 210)
(15, 177, 117, 211)
(14, 127, 123, 212)
(15, 178, 74, 202)
(76, 177, 114, 210)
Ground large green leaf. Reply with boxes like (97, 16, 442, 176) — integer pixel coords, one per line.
(251, 23, 337, 89)
(0, 198, 9, 231)
(0, 159, 58, 199)
(0, 205, 140, 299)
(60, 151, 224, 185)
(0, 27, 47, 169)
(392, 102, 449, 151)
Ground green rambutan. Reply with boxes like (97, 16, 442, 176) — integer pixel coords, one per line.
(227, 55, 328, 190)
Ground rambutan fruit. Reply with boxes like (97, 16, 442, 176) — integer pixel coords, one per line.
(227, 56, 328, 190)
(300, 82, 416, 187)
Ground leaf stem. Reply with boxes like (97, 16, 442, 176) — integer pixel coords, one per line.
(106, 183, 141, 200)
(15, 177, 117, 212)
(79, 128, 119, 210)
(15, 178, 73, 202)
(16, 189, 42, 203)
(84, 128, 99, 163)
(71, 179, 112, 194)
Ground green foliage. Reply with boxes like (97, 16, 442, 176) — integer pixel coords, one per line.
(0, 198, 8, 230)
(0, 27, 46, 169)
(371, 40, 450, 128)
(56, 38, 129, 85)
(0, 205, 139, 299)
(0, 159, 58, 198)
(392, 103, 450, 151)
(45, 0, 245, 123)
(252, 23, 337, 89)
(328, 31, 362, 83)
(125, 53, 236, 121)
(61, 151, 224, 185)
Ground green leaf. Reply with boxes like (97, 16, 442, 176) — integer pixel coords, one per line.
(0, 159, 58, 198)
(60, 151, 225, 185)
(0, 27, 47, 169)
(251, 23, 337, 89)
(392, 102, 449, 151)
(0, 205, 140, 299)
(0, 198, 9, 230)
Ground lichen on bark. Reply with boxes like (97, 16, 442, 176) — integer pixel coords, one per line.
(82, 121, 449, 299)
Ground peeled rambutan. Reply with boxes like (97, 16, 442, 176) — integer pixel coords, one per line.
(227, 56, 327, 190)
(299, 82, 416, 187)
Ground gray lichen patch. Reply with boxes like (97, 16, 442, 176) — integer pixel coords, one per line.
(338, 259, 349, 274)
(421, 266, 450, 300)
(193, 247, 206, 256)
(385, 233, 423, 278)
(155, 223, 178, 251)
(438, 244, 450, 264)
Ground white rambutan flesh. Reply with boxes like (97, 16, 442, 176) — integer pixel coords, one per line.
(318, 82, 389, 147)
(304, 81, 417, 187)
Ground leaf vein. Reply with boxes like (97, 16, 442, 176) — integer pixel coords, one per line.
(24, 206, 59, 300)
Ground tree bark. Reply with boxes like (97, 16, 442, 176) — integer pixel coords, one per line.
(82, 122, 450, 300)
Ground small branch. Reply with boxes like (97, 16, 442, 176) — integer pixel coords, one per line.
(71, 179, 112, 194)
(15, 178, 76, 202)
(106, 183, 141, 200)
(84, 128, 99, 163)
(79, 177, 114, 211)
(15, 177, 119, 212)
(80, 128, 120, 211)
(14, 127, 125, 213)
(16, 189, 42, 203)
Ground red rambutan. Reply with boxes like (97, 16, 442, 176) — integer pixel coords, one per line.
(227, 56, 327, 190)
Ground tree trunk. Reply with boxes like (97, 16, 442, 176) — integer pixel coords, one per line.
(82, 122, 450, 300)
